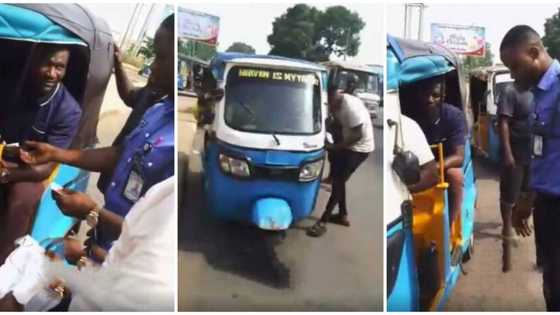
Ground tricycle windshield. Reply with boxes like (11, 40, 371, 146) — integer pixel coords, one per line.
(337, 69, 380, 95)
(225, 66, 321, 135)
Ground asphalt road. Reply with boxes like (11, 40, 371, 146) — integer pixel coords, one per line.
(445, 157, 545, 311)
(178, 115, 383, 311)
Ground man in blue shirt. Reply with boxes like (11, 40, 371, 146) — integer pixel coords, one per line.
(400, 75, 467, 228)
(19, 14, 174, 262)
(501, 25, 560, 310)
(0, 44, 82, 264)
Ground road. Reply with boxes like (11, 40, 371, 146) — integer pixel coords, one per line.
(178, 95, 383, 311)
(445, 157, 545, 311)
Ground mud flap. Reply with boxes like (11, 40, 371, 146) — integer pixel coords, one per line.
(251, 198, 293, 231)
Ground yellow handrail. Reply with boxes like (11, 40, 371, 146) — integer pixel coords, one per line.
(430, 143, 445, 185)
(0, 144, 5, 162)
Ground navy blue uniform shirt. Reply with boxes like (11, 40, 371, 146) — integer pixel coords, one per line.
(99, 97, 174, 249)
(0, 83, 81, 149)
(530, 60, 560, 196)
(418, 102, 467, 157)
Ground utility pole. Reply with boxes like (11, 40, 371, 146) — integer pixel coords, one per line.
(344, 28, 351, 61)
(120, 3, 140, 49)
(403, 3, 425, 40)
(418, 3, 424, 41)
(133, 3, 156, 56)
(127, 3, 145, 52)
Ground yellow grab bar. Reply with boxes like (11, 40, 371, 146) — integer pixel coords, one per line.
(429, 143, 446, 185)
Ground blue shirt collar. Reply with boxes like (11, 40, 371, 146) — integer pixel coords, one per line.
(536, 60, 560, 91)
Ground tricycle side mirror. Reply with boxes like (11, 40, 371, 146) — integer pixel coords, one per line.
(387, 118, 421, 186)
(392, 150, 421, 186)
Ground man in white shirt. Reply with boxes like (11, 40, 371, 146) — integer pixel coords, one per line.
(399, 115, 439, 194)
(0, 177, 175, 311)
(307, 87, 375, 237)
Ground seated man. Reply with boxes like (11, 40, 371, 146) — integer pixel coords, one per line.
(0, 44, 82, 264)
(400, 75, 467, 226)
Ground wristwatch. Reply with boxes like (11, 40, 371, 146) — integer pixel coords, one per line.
(85, 206, 101, 228)
(0, 168, 11, 184)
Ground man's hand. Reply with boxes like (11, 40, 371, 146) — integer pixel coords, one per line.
(504, 153, 516, 169)
(20, 141, 59, 165)
(325, 142, 336, 151)
(62, 238, 85, 265)
(113, 42, 122, 65)
(52, 188, 97, 220)
(513, 206, 533, 237)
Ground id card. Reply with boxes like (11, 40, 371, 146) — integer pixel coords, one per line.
(533, 135, 544, 157)
(123, 170, 144, 202)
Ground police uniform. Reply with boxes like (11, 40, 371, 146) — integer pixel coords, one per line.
(529, 60, 560, 311)
(98, 97, 174, 250)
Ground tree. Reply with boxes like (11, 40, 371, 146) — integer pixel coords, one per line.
(226, 42, 256, 54)
(267, 4, 322, 60)
(462, 42, 494, 75)
(267, 4, 365, 62)
(543, 8, 560, 60)
(137, 36, 155, 59)
(316, 6, 365, 59)
(178, 39, 216, 62)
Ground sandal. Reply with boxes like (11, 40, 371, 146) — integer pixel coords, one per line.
(328, 213, 350, 227)
(307, 222, 327, 237)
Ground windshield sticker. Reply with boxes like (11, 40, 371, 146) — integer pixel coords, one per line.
(237, 68, 318, 85)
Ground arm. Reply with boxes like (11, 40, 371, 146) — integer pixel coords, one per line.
(499, 115, 516, 168)
(52, 189, 124, 259)
(332, 124, 363, 150)
(90, 244, 108, 263)
(113, 44, 140, 107)
(444, 144, 465, 170)
(497, 85, 516, 168)
(3, 162, 57, 183)
(97, 208, 125, 242)
(21, 142, 121, 174)
(0, 293, 22, 311)
(56, 146, 121, 174)
(408, 160, 439, 193)
(443, 108, 467, 170)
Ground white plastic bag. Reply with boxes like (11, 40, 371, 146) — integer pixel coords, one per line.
(0, 235, 61, 311)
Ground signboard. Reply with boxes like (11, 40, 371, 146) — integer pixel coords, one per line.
(178, 7, 219, 45)
(231, 67, 319, 86)
(431, 23, 485, 57)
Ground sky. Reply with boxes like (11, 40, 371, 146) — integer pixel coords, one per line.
(83, 3, 173, 43)
(387, 3, 560, 64)
(182, 3, 384, 65)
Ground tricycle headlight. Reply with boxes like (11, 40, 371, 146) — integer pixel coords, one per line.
(219, 154, 250, 177)
(299, 159, 324, 182)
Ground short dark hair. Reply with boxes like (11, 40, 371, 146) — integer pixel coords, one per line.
(500, 25, 541, 51)
(37, 43, 71, 56)
(160, 13, 174, 33)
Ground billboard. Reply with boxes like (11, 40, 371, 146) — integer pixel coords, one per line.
(178, 7, 220, 45)
(431, 23, 485, 57)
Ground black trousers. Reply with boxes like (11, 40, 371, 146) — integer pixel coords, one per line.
(534, 193, 560, 311)
(320, 149, 369, 222)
